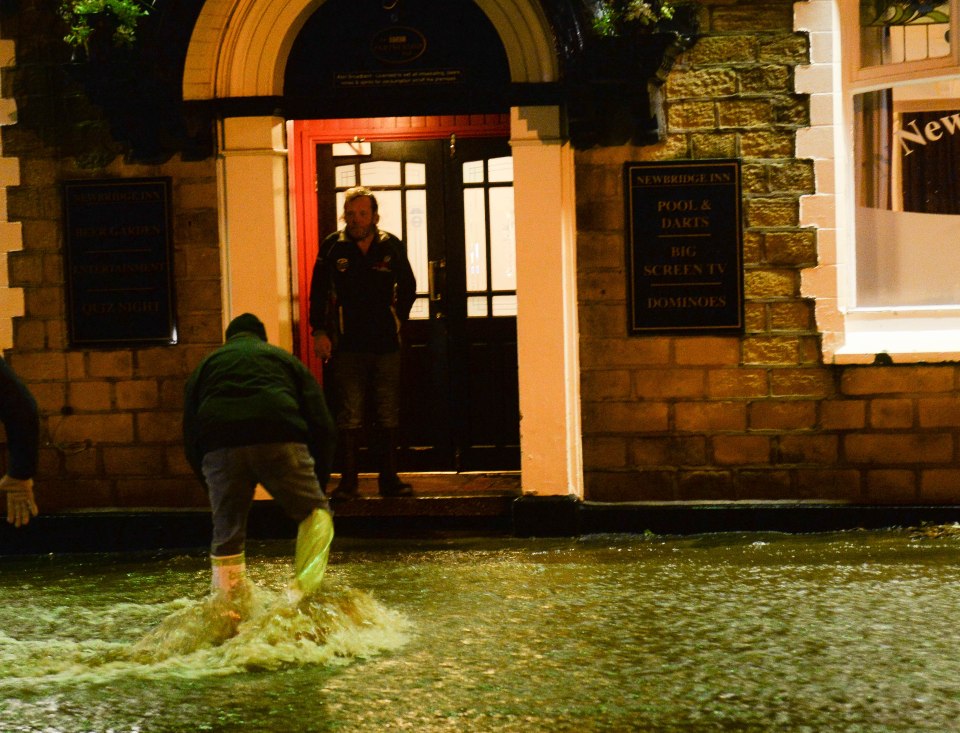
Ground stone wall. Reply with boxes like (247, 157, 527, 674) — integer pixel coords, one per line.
(3, 0, 960, 510)
(4, 150, 220, 510)
(0, 2, 223, 510)
(576, 0, 960, 504)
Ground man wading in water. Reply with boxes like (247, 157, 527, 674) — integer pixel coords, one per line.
(183, 313, 336, 609)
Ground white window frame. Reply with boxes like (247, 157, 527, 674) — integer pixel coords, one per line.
(846, 0, 960, 85)
(797, 1, 960, 363)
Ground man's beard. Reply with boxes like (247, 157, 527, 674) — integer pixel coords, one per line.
(348, 224, 373, 241)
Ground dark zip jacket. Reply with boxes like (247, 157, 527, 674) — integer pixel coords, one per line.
(0, 358, 38, 480)
(183, 333, 335, 487)
(309, 229, 417, 354)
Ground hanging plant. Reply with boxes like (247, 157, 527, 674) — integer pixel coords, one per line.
(59, 0, 153, 53)
(590, 0, 676, 38)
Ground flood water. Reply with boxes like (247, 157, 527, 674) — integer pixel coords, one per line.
(2, 529, 960, 732)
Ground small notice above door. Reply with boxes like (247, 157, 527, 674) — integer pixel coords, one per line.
(335, 69, 462, 88)
(624, 159, 743, 335)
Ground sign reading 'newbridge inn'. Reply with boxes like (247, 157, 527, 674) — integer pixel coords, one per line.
(625, 159, 743, 335)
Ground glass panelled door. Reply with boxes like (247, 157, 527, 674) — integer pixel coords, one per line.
(317, 137, 519, 471)
(449, 139, 519, 469)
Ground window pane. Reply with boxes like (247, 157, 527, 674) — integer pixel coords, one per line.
(492, 295, 517, 317)
(376, 190, 403, 236)
(463, 160, 484, 184)
(359, 161, 401, 186)
(856, 207, 960, 305)
(409, 297, 429, 320)
(854, 90, 893, 209)
(904, 24, 929, 61)
(929, 20, 952, 57)
(463, 188, 488, 292)
(405, 190, 429, 296)
(467, 296, 488, 317)
(854, 87, 960, 308)
(900, 109, 960, 214)
(860, 1, 951, 67)
(488, 156, 514, 183)
(335, 165, 356, 188)
(406, 162, 425, 186)
(489, 187, 516, 292)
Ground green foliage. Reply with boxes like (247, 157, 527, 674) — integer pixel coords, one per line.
(591, 0, 676, 37)
(59, 0, 151, 51)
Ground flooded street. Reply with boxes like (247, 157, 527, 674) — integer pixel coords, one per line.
(2, 530, 959, 731)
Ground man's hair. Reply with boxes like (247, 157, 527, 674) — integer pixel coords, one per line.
(343, 186, 378, 214)
(225, 313, 267, 342)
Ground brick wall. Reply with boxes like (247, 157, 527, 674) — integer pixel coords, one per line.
(0, 1, 224, 510)
(3, 150, 220, 509)
(576, 0, 960, 504)
(3, 0, 959, 509)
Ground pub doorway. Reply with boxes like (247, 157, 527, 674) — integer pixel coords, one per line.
(291, 118, 521, 476)
(189, 0, 582, 498)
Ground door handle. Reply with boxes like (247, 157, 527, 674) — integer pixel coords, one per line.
(428, 258, 446, 302)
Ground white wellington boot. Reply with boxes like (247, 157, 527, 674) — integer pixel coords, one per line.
(211, 552, 246, 599)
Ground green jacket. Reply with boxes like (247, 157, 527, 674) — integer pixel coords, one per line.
(183, 333, 335, 487)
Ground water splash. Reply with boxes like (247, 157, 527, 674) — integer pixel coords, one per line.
(0, 580, 412, 687)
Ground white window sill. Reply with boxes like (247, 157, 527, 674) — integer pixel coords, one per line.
(833, 309, 960, 364)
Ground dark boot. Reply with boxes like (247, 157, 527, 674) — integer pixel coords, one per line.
(329, 429, 361, 499)
(378, 428, 413, 497)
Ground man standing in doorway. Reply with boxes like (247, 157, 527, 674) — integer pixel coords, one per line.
(310, 186, 417, 499)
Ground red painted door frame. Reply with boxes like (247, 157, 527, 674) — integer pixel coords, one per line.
(290, 115, 510, 380)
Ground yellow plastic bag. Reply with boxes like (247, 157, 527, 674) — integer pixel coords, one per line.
(294, 508, 334, 596)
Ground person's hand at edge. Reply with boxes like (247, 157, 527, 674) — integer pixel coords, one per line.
(313, 331, 333, 363)
(0, 475, 38, 527)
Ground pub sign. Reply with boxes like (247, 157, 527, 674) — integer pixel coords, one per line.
(625, 160, 743, 334)
(63, 178, 176, 347)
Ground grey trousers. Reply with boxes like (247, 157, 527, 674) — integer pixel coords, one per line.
(202, 442, 330, 557)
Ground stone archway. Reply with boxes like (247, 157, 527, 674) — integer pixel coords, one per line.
(182, 0, 559, 100)
(182, 0, 583, 498)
